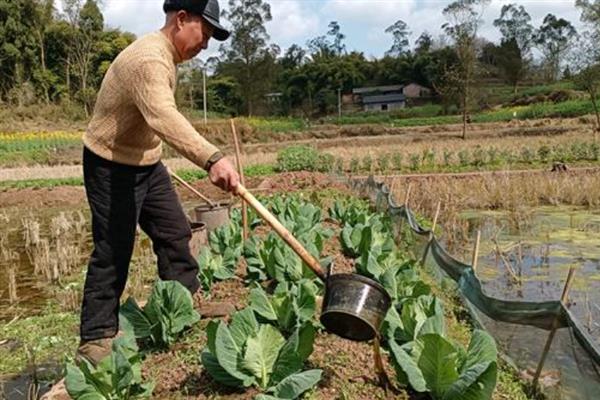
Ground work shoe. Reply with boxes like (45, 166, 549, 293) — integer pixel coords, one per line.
(193, 290, 236, 318)
(75, 337, 114, 366)
(40, 379, 70, 400)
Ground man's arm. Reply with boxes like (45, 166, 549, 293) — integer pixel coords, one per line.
(127, 57, 239, 191)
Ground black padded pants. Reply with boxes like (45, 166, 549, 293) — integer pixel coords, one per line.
(80, 147, 199, 340)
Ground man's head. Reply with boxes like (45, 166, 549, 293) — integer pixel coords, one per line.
(162, 0, 229, 61)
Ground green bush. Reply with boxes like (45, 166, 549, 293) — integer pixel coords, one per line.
(392, 153, 403, 170)
(362, 155, 373, 172)
(377, 153, 390, 172)
(316, 152, 335, 172)
(350, 157, 360, 173)
(276, 145, 335, 173)
(409, 154, 421, 171)
(442, 150, 453, 167)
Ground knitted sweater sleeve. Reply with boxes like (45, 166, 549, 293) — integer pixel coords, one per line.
(126, 56, 220, 170)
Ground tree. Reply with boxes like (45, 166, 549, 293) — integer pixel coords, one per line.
(496, 39, 526, 94)
(533, 14, 578, 82)
(414, 32, 433, 55)
(576, 0, 600, 29)
(571, 31, 600, 135)
(0, 0, 40, 106)
(307, 35, 334, 60)
(493, 4, 534, 55)
(61, 0, 105, 114)
(424, 47, 461, 114)
(442, 0, 490, 139)
(327, 21, 346, 56)
(219, 0, 277, 115)
(385, 20, 411, 57)
(493, 4, 533, 93)
(31, 0, 57, 104)
(280, 44, 307, 70)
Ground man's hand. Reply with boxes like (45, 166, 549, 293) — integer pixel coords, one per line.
(208, 157, 240, 193)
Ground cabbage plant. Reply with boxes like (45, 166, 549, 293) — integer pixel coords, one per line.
(120, 280, 200, 349)
(201, 309, 322, 399)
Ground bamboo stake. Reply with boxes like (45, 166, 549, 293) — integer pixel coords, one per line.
(389, 178, 397, 201)
(168, 168, 216, 207)
(230, 119, 248, 240)
(532, 265, 577, 390)
(236, 184, 326, 281)
(431, 201, 441, 236)
(8, 265, 17, 304)
(421, 201, 442, 267)
(404, 183, 412, 207)
(471, 230, 481, 273)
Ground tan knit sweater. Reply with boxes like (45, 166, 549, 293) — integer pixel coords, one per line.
(84, 31, 220, 168)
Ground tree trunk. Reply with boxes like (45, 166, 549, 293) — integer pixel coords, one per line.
(66, 55, 71, 101)
(590, 90, 600, 141)
(36, 30, 50, 104)
(462, 95, 467, 140)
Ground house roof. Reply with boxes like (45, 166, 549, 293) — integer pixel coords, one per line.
(362, 94, 406, 104)
(352, 85, 404, 94)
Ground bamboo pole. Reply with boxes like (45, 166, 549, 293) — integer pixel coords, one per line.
(471, 230, 481, 273)
(532, 265, 577, 390)
(421, 201, 442, 267)
(168, 168, 216, 207)
(236, 184, 326, 281)
(404, 183, 412, 207)
(389, 178, 397, 201)
(230, 119, 248, 240)
(431, 201, 441, 236)
(8, 265, 17, 304)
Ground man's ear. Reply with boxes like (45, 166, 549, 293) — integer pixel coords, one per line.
(176, 10, 188, 29)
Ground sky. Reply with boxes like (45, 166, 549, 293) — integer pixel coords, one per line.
(59, 0, 587, 60)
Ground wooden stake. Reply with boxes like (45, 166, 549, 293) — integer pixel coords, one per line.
(230, 119, 248, 240)
(421, 201, 441, 267)
(471, 230, 481, 272)
(8, 265, 17, 304)
(431, 201, 441, 236)
(168, 168, 216, 207)
(389, 178, 397, 200)
(532, 265, 577, 390)
(404, 183, 412, 207)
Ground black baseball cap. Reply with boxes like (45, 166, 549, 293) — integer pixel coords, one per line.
(163, 0, 230, 41)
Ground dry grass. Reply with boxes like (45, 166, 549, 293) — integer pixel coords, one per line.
(21, 211, 89, 283)
(385, 170, 600, 249)
(0, 236, 20, 304)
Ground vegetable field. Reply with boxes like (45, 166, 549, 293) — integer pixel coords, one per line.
(0, 180, 530, 400)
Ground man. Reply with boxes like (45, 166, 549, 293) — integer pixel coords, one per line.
(78, 0, 239, 365)
(42, 2, 236, 398)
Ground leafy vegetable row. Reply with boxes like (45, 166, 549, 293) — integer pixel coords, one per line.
(331, 199, 499, 400)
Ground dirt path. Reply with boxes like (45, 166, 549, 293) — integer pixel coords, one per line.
(0, 158, 199, 181)
(0, 172, 348, 209)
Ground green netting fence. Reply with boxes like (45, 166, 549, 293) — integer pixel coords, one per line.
(350, 176, 600, 399)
